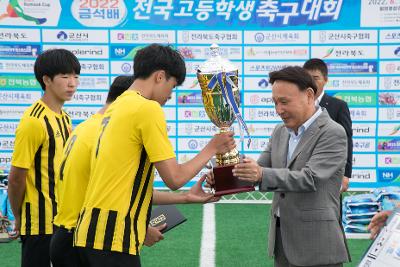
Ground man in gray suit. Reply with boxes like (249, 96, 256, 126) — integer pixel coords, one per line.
(233, 66, 351, 266)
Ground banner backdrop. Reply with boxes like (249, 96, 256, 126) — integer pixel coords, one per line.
(0, 0, 399, 189)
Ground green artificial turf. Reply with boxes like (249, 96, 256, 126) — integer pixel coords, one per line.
(0, 204, 373, 267)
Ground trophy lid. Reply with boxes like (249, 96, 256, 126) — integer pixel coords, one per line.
(197, 44, 237, 74)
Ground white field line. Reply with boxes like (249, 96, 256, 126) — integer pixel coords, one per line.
(199, 203, 216, 267)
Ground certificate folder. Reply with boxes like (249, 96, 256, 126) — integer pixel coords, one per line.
(149, 205, 187, 233)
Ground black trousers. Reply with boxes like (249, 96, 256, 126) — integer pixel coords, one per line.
(50, 226, 81, 267)
(21, 234, 52, 267)
(77, 247, 141, 267)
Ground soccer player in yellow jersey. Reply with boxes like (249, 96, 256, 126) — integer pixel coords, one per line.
(51, 75, 222, 267)
(74, 44, 235, 266)
(7, 49, 80, 267)
(50, 76, 135, 267)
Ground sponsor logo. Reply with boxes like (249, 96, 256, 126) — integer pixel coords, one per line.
(183, 110, 206, 119)
(323, 47, 334, 58)
(179, 47, 195, 59)
(71, 48, 104, 57)
(327, 61, 377, 74)
(0, 45, 40, 57)
(182, 31, 190, 43)
(378, 139, 400, 151)
(184, 124, 193, 135)
(57, 31, 68, 41)
(334, 92, 376, 106)
(353, 126, 371, 134)
(389, 125, 400, 136)
(111, 45, 144, 59)
(71, 0, 127, 28)
(395, 46, 400, 57)
(78, 76, 108, 89)
(248, 124, 275, 136)
(248, 94, 273, 105)
(250, 95, 260, 104)
(258, 79, 269, 88)
(247, 62, 303, 73)
(117, 33, 139, 41)
(352, 172, 371, 180)
(379, 92, 398, 105)
(384, 157, 400, 164)
(114, 48, 126, 56)
(121, 63, 131, 73)
(378, 169, 400, 182)
(189, 80, 199, 89)
(188, 140, 198, 149)
(385, 63, 397, 73)
(0, 75, 39, 88)
(378, 170, 400, 183)
(319, 31, 327, 42)
(178, 92, 202, 104)
(254, 32, 265, 42)
(327, 78, 375, 90)
(247, 47, 307, 57)
(0, 60, 35, 72)
(55, 31, 91, 42)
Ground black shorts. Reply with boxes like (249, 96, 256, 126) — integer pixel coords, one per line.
(77, 247, 141, 267)
(21, 234, 52, 267)
(50, 226, 81, 267)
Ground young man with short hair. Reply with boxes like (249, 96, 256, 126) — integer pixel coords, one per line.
(50, 76, 134, 267)
(50, 75, 219, 267)
(74, 44, 235, 266)
(8, 48, 80, 267)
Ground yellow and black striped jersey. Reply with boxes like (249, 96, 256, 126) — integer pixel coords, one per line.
(74, 90, 175, 255)
(11, 100, 71, 235)
(54, 114, 102, 230)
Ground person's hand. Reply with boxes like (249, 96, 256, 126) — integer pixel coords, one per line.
(233, 157, 262, 183)
(8, 216, 20, 239)
(186, 174, 220, 203)
(209, 131, 236, 155)
(204, 170, 215, 189)
(340, 176, 350, 193)
(144, 224, 166, 247)
(368, 210, 392, 239)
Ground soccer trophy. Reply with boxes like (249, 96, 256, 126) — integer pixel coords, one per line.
(197, 44, 255, 196)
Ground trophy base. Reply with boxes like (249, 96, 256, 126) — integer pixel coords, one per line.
(212, 164, 255, 197)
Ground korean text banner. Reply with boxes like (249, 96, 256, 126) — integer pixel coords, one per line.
(0, 0, 399, 189)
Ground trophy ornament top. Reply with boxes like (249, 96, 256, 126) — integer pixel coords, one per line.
(197, 44, 237, 74)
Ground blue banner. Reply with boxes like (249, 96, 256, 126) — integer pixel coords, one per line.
(0, 0, 399, 190)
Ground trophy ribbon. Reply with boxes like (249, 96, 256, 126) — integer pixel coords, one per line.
(207, 71, 252, 148)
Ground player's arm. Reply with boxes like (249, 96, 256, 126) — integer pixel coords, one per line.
(7, 166, 28, 238)
(155, 133, 235, 190)
(152, 174, 219, 204)
(141, 102, 235, 190)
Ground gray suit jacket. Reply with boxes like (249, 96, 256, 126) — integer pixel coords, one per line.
(258, 110, 350, 266)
